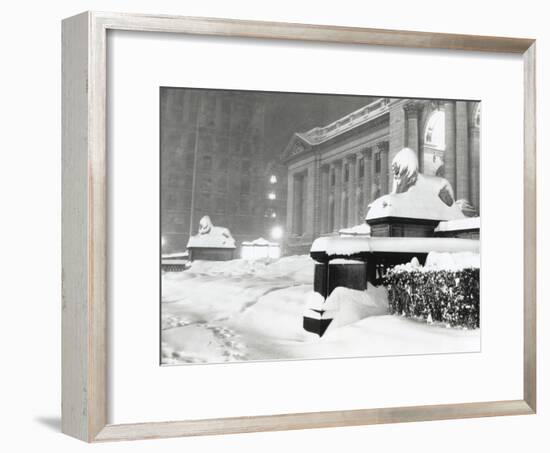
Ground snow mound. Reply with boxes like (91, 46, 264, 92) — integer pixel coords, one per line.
(425, 251, 480, 270)
(322, 286, 389, 333)
(185, 255, 314, 283)
(162, 324, 246, 364)
(242, 237, 278, 246)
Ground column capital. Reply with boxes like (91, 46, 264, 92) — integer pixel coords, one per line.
(374, 140, 389, 153)
(344, 154, 357, 163)
(403, 100, 422, 115)
(430, 100, 445, 111)
(360, 146, 373, 159)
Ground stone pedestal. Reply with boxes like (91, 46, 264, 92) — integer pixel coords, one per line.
(188, 247, 235, 261)
(367, 216, 440, 238)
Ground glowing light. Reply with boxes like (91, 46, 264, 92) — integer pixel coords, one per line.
(271, 212, 277, 218)
(161, 236, 166, 247)
(269, 175, 277, 184)
(268, 192, 276, 200)
(271, 226, 283, 240)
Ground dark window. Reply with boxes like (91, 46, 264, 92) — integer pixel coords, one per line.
(185, 153, 194, 169)
(358, 158, 365, 178)
(242, 141, 252, 156)
(165, 193, 176, 209)
(201, 155, 213, 171)
(201, 176, 212, 192)
(217, 175, 227, 191)
(375, 152, 381, 173)
(242, 160, 251, 173)
(215, 197, 225, 213)
(220, 157, 229, 171)
(240, 179, 250, 194)
(331, 171, 336, 186)
(239, 197, 250, 213)
(344, 164, 349, 183)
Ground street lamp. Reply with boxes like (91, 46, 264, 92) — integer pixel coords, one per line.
(271, 226, 283, 240)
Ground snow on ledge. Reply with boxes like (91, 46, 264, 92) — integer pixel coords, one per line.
(435, 217, 480, 232)
(339, 223, 371, 236)
(242, 237, 278, 247)
(311, 236, 479, 256)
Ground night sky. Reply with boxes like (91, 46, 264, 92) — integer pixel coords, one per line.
(265, 89, 376, 156)
(238, 90, 374, 159)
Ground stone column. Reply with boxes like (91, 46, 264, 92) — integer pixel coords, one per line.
(389, 101, 407, 166)
(404, 101, 422, 172)
(305, 162, 319, 238)
(444, 101, 457, 195)
(377, 141, 390, 195)
(470, 104, 481, 212)
(293, 173, 303, 235)
(320, 164, 330, 233)
(346, 155, 357, 226)
(328, 164, 335, 232)
(363, 148, 373, 212)
(370, 147, 378, 200)
(455, 101, 470, 202)
(286, 172, 294, 236)
(333, 160, 343, 231)
(355, 154, 363, 223)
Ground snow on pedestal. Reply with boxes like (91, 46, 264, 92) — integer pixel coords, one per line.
(311, 235, 480, 257)
(186, 215, 236, 261)
(338, 223, 371, 236)
(241, 237, 281, 260)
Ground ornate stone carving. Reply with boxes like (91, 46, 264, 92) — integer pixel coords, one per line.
(375, 141, 389, 153)
(292, 142, 305, 155)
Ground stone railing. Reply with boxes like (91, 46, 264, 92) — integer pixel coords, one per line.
(302, 98, 391, 144)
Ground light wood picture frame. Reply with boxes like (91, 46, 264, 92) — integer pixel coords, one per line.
(62, 11, 537, 442)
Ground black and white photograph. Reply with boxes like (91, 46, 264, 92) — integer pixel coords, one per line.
(160, 88, 481, 365)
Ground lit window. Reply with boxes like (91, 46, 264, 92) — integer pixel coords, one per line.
(271, 212, 277, 218)
(268, 192, 276, 200)
(270, 175, 277, 184)
(424, 110, 446, 150)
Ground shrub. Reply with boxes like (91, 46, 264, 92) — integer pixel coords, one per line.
(384, 267, 479, 328)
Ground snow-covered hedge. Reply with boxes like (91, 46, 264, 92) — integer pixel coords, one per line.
(385, 267, 479, 328)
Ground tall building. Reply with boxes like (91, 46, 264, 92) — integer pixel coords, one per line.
(161, 88, 271, 253)
(283, 98, 481, 253)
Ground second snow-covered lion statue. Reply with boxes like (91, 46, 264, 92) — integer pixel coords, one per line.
(187, 215, 236, 249)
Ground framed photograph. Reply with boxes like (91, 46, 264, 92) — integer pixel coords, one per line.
(62, 11, 536, 442)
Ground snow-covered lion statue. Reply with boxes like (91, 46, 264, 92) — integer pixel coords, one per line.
(366, 147, 467, 221)
(187, 215, 236, 248)
(198, 215, 232, 239)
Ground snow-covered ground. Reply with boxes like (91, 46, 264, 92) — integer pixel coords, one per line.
(161, 255, 480, 365)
